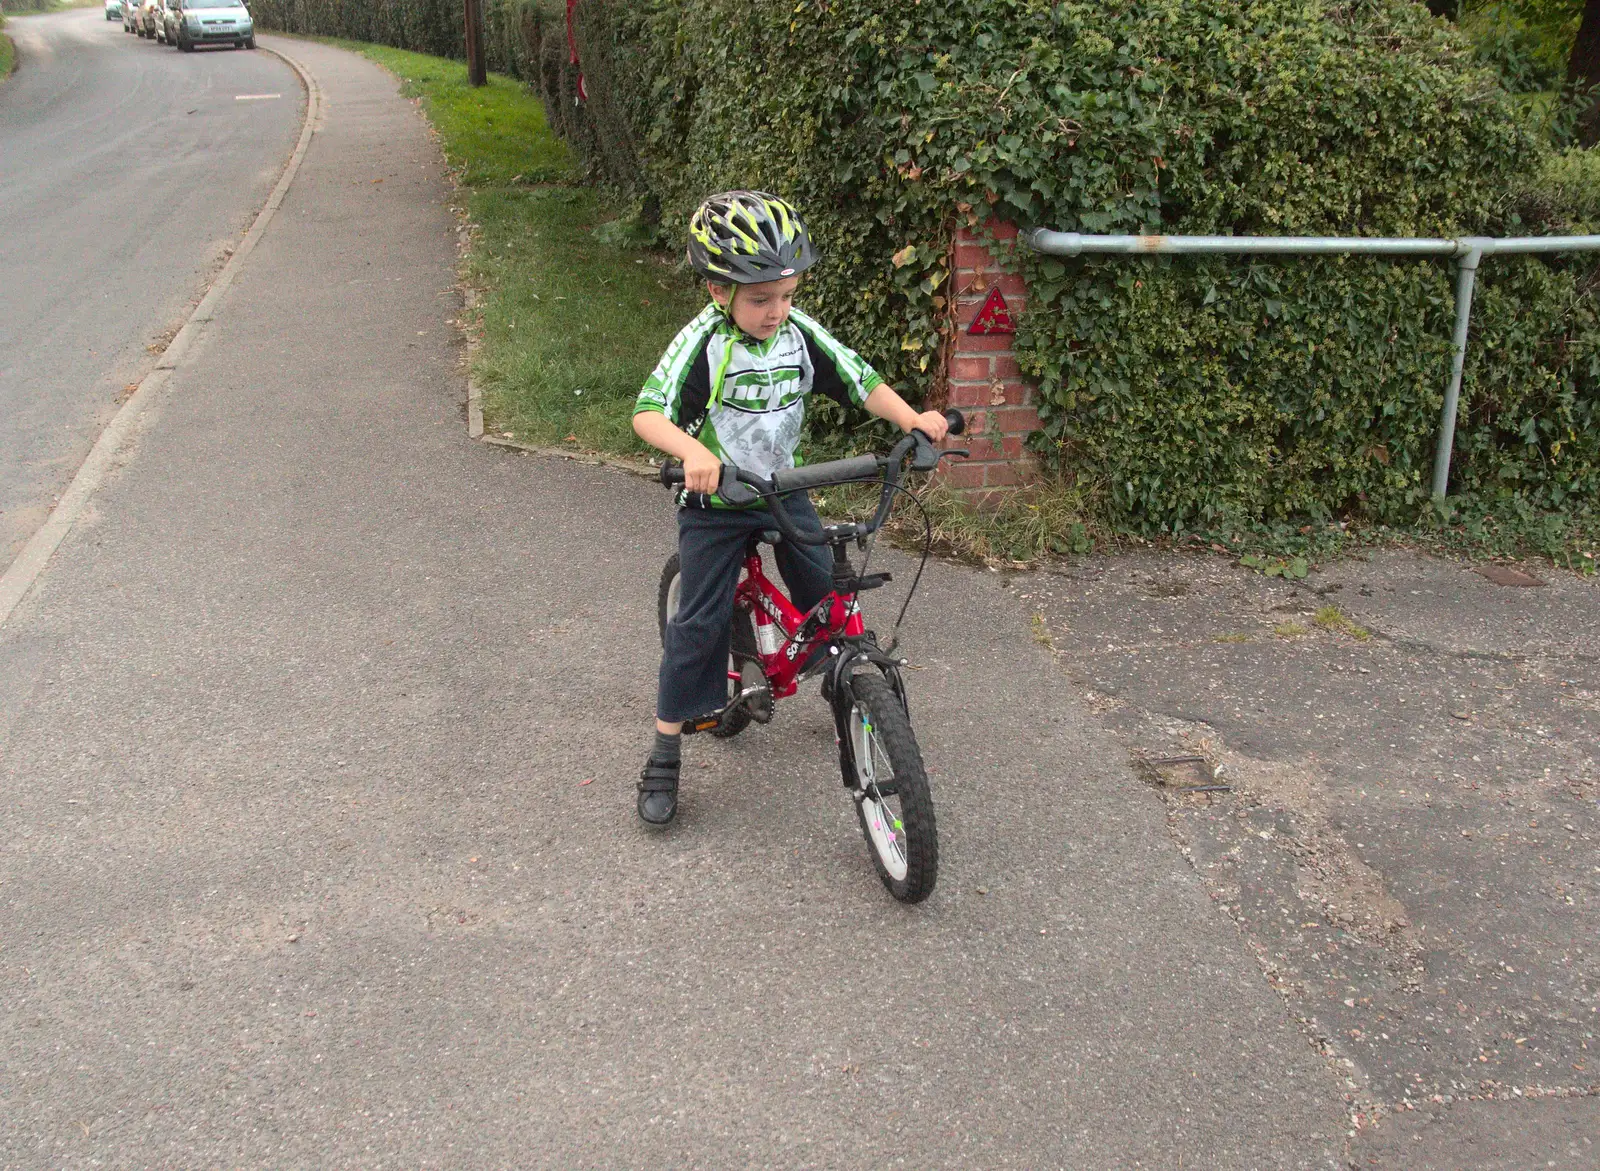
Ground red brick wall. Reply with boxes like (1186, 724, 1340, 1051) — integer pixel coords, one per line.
(939, 219, 1041, 493)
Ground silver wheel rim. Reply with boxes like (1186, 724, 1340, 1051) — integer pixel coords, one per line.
(665, 572, 681, 625)
(850, 700, 908, 882)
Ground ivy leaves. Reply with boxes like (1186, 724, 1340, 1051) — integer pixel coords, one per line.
(579, 0, 1593, 534)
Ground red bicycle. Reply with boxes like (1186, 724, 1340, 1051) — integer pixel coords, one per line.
(658, 410, 967, 903)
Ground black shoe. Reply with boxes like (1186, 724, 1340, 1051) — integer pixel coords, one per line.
(636, 757, 680, 826)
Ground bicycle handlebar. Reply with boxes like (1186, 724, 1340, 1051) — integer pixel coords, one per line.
(770, 455, 881, 495)
(658, 409, 967, 546)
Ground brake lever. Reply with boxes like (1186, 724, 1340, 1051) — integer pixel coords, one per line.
(718, 464, 760, 506)
(910, 414, 970, 471)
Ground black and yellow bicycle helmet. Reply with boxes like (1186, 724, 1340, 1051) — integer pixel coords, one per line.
(687, 190, 816, 284)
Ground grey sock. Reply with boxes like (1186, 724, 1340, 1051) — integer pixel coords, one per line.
(651, 731, 682, 765)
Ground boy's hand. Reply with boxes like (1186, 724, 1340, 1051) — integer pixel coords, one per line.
(683, 446, 722, 495)
(633, 412, 724, 494)
(910, 410, 949, 442)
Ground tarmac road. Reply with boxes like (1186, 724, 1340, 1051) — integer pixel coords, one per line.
(0, 37, 1351, 1167)
(0, 7, 301, 572)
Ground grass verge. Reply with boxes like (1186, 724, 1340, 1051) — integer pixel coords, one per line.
(296, 37, 704, 457)
(16, 0, 104, 12)
(0, 29, 14, 80)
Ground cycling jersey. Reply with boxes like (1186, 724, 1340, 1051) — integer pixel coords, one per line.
(634, 304, 883, 504)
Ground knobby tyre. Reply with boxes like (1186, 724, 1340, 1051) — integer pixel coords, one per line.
(656, 553, 754, 739)
(845, 672, 937, 903)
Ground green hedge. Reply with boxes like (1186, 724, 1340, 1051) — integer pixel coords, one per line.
(250, 0, 542, 82)
(248, 0, 644, 190)
(558, 0, 1600, 535)
(258, 0, 1600, 536)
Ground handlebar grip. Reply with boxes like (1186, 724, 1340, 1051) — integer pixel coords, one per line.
(770, 455, 881, 494)
(944, 408, 966, 436)
(653, 462, 760, 505)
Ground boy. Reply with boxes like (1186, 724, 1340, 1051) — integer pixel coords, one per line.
(631, 190, 948, 826)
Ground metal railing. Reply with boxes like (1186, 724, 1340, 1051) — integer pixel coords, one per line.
(1024, 229, 1600, 498)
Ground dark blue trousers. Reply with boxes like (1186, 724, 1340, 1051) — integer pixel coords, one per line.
(656, 494, 833, 723)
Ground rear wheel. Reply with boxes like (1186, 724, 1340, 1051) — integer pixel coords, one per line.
(657, 553, 754, 739)
(844, 672, 938, 903)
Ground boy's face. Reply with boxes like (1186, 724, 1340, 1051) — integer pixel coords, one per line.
(710, 275, 800, 341)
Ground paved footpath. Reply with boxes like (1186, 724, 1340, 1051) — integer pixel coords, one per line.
(0, 40, 1348, 1167)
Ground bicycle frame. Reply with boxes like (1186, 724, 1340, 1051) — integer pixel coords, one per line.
(732, 550, 865, 700)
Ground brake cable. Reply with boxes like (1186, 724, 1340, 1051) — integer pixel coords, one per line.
(854, 480, 934, 656)
(708, 457, 936, 655)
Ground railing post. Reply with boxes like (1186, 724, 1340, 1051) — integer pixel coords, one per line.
(1432, 245, 1483, 500)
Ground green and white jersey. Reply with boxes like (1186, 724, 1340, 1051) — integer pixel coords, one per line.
(635, 305, 883, 502)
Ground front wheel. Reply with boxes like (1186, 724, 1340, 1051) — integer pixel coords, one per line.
(844, 672, 938, 903)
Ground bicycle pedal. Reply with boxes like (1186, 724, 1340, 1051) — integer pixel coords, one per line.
(681, 714, 722, 735)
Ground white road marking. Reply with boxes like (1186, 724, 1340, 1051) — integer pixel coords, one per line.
(235, 93, 281, 101)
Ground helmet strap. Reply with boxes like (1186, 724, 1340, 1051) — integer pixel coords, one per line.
(708, 280, 736, 320)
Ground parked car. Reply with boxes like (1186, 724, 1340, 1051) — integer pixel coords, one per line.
(122, 0, 140, 31)
(104, 0, 123, 21)
(135, 0, 164, 38)
(165, 0, 254, 50)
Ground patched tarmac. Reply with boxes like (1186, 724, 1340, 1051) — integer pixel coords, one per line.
(1022, 546, 1598, 1163)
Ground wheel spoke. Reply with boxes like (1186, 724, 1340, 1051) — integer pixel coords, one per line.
(852, 703, 907, 877)
(869, 794, 905, 865)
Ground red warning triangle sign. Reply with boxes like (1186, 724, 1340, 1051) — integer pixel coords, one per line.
(967, 286, 1015, 335)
